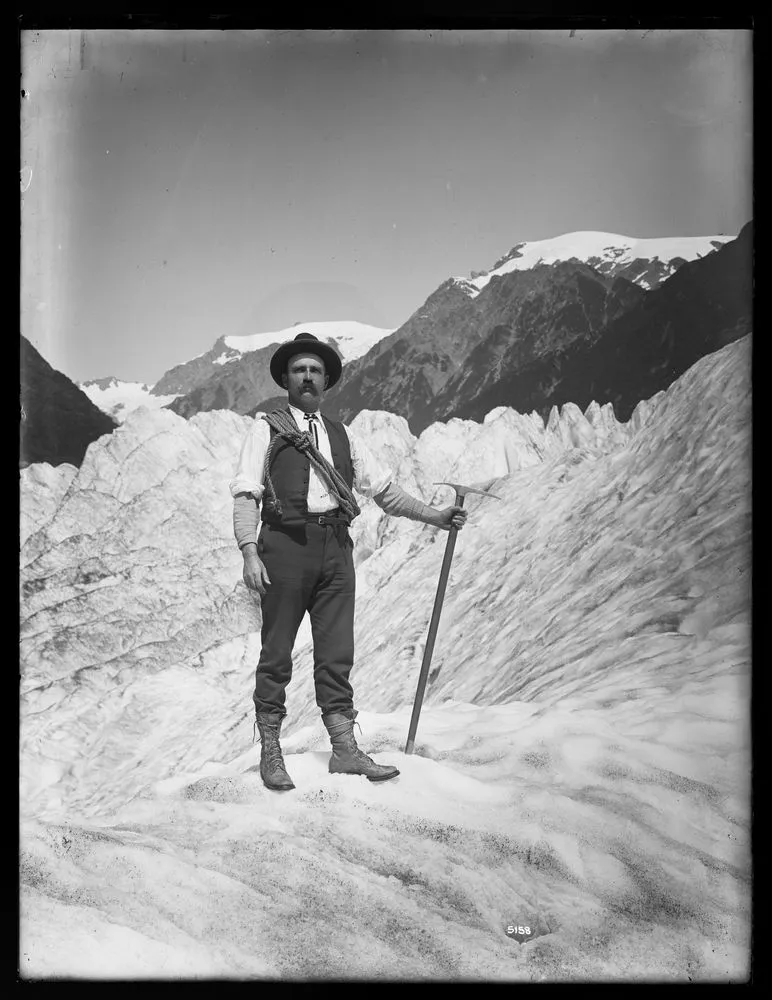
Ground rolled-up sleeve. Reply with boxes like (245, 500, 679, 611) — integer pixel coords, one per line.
(233, 492, 260, 549)
(229, 418, 270, 499)
(346, 426, 394, 498)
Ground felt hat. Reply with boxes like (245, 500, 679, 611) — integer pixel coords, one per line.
(269, 332, 343, 389)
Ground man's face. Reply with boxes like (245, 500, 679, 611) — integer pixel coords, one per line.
(282, 352, 328, 412)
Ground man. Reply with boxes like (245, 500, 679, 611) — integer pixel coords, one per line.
(230, 331, 467, 791)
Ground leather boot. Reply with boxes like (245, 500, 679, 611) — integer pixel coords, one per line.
(322, 711, 400, 782)
(255, 713, 295, 791)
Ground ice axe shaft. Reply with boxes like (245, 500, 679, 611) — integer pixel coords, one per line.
(404, 482, 501, 755)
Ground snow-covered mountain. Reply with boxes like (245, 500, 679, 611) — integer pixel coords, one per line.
(25, 223, 750, 473)
(322, 225, 750, 434)
(455, 230, 732, 296)
(79, 232, 739, 430)
(152, 320, 393, 398)
(219, 320, 393, 366)
(428, 223, 752, 427)
(77, 322, 393, 424)
(161, 321, 392, 420)
(19, 337, 751, 980)
(79, 377, 179, 423)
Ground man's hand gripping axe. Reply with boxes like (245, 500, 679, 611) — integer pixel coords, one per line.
(404, 481, 501, 755)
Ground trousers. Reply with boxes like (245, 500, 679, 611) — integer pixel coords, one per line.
(253, 520, 356, 718)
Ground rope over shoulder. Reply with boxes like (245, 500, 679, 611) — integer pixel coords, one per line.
(260, 409, 361, 523)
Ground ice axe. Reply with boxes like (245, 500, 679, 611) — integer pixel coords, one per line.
(404, 481, 502, 755)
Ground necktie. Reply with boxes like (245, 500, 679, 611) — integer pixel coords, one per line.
(304, 412, 319, 449)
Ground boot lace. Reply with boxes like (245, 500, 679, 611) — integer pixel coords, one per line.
(255, 723, 287, 770)
(339, 726, 377, 766)
(264, 740, 286, 770)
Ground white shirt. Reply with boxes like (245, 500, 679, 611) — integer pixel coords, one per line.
(229, 404, 393, 512)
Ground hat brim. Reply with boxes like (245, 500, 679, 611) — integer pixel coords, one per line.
(269, 340, 343, 389)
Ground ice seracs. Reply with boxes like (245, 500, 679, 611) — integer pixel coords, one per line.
(20, 462, 78, 547)
(19, 338, 750, 980)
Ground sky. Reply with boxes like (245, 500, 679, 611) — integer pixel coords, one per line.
(20, 27, 753, 384)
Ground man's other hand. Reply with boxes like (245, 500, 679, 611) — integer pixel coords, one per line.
(434, 505, 468, 531)
(242, 547, 271, 596)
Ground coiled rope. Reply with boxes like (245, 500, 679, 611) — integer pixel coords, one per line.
(260, 409, 361, 523)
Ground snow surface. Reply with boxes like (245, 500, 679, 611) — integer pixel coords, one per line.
(79, 379, 179, 423)
(223, 320, 394, 364)
(20, 338, 751, 981)
(456, 231, 734, 295)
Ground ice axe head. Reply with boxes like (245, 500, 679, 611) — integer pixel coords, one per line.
(433, 481, 502, 508)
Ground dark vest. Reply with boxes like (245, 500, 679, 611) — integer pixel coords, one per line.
(261, 411, 355, 529)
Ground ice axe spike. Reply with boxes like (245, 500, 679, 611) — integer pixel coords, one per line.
(404, 481, 502, 755)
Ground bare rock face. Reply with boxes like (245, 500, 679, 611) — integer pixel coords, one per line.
(320, 265, 644, 434)
(431, 224, 752, 427)
(164, 343, 285, 418)
(20, 337, 118, 468)
(152, 336, 241, 396)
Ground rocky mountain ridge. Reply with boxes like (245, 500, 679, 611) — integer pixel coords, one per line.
(160, 230, 736, 425)
(312, 263, 646, 432)
(308, 225, 750, 433)
(157, 321, 393, 417)
(428, 222, 753, 426)
(26, 227, 749, 463)
(20, 337, 118, 468)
